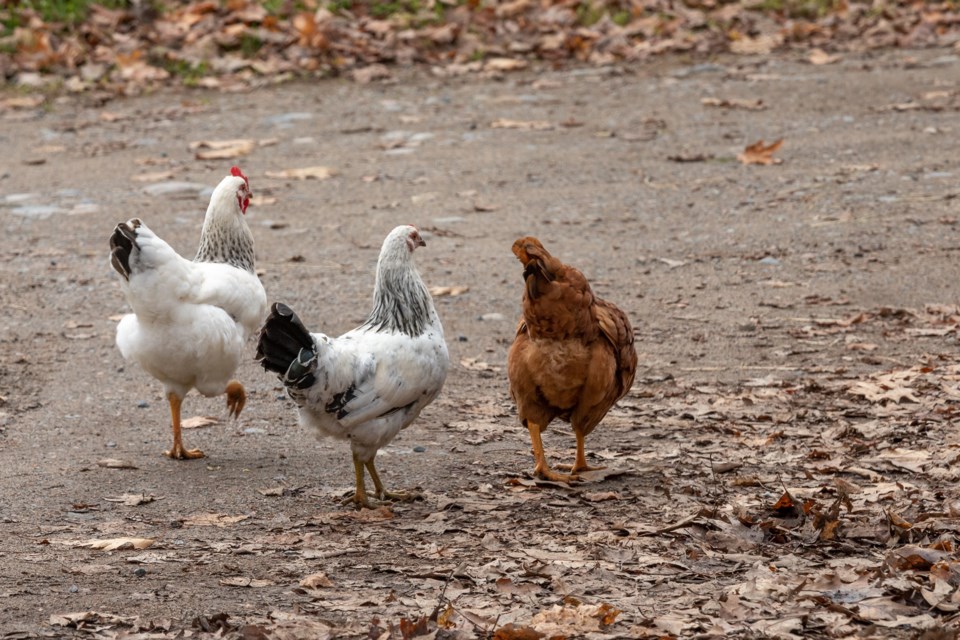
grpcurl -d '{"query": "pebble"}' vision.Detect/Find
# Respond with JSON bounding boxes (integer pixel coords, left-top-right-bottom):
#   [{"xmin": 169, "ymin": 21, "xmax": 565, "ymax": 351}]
[
  {"xmin": 243, "ymin": 427, "xmax": 266, "ymax": 435},
  {"xmin": 106, "ymin": 441, "xmax": 117, "ymax": 448},
  {"xmin": 134, "ymin": 568, "xmax": 147, "ymax": 578},
  {"xmin": 758, "ymin": 256, "xmax": 781, "ymax": 266},
  {"xmin": 68, "ymin": 585, "xmax": 78, "ymax": 593},
  {"xmin": 137, "ymin": 400, "xmax": 150, "ymax": 409},
  {"xmin": 479, "ymin": 313, "xmax": 505, "ymax": 322},
  {"xmin": 263, "ymin": 112, "xmax": 313, "ymax": 127},
  {"xmin": 413, "ymin": 446, "xmax": 426, "ymax": 453}
]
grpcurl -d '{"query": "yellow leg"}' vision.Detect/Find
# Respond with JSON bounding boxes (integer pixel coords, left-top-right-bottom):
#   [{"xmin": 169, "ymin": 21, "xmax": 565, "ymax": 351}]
[
  {"xmin": 341, "ymin": 453, "xmax": 375, "ymax": 510},
  {"xmin": 558, "ymin": 428, "xmax": 606, "ymax": 474},
  {"xmin": 526, "ymin": 420, "xmax": 578, "ymax": 483},
  {"xmin": 365, "ymin": 459, "xmax": 417, "ymax": 502},
  {"xmin": 164, "ymin": 392, "xmax": 204, "ymax": 460},
  {"xmin": 225, "ymin": 380, "xmax": 246, "ymax": 420}
]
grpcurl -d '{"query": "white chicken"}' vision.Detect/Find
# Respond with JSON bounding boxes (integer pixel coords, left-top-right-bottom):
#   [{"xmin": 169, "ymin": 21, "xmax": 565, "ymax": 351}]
[
  {"xmin": 110, "ymin": 166, "xmax": 268, "ymax": 459},
  {"xmin": 256, "ymin": 225, "xmax": 449, "ymax": 509}
]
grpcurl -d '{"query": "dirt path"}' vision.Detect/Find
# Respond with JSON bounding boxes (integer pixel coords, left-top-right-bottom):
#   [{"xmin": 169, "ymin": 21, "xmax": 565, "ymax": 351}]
[{"xmin": 2, "ymin": 48, "xmax": 960, "ymax": 638}]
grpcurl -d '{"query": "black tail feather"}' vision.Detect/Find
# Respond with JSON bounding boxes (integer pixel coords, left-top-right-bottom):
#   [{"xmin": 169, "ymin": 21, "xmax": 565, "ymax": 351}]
[
  {"xmin": 256, "ymin": 303, "xmax": 317, "ymax": 389},
  {"xmin": 109, "ymin": 219, "xmax": 141, "ymax": 281}
]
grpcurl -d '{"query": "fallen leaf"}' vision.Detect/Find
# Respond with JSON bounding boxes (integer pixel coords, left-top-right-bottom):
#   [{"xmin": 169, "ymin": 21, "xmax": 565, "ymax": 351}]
[
  {"xmin": 181, "ymin": 415, "xmax": 220, "ymax": 429},
  {"xmin": 491, "ymin": 118, "xmax": 553, "ymax": 130},
  {"xmin": 219, "ymin": 576, "xmax": 275, "ymax": 588},
  {"xmin": 701, "ymin": 97, "xmax": 767, "ymax": 110},
  {"xmin": 189, "ymin": 138, "xmax": 256, "ymax": 160},
  {"xmin": 484, "ymin": 57, "xmax": 528, "ymax": 72},
  {"xmin": 429, "ymin": 285, "xmax": 470, "ymax": 297},
  {"xmin": 104, "ymin": 493, "xmax": 159, "ymax": 506},
  {"xmin": 97, "ymin": 458, "xmax": 137, "ymax": 469},
  {"xmin": 183, "ymin": 513, "xmax": 250, "ymax": 527},
  {"xmin": 61, "ymin": 537, "xmax": 156, "ymax": 551},
  {"xmin": 808, "ymin": 48, "xmax": 841, "ymax": 65},
  {"xmin": 264, "ymin": 166, "xmax": 338, "ymax": 180},
  {"xmin": 299, "ymin": 572, "xmax": 334, "ymax": 588},
  {"xmin": 738, "ymin": 139, "xmax": 784, "ymax": 166}
]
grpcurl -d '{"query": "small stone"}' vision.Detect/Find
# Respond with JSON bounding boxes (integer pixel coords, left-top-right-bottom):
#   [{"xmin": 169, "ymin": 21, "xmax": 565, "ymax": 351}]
[
  {"xmin": 457, "ymin": 335, "xmax": 468, "ymax": 342},
  {"xmin": 758, "ymin": 256, "xmax": 781, "ymax": 266},
  {"xmin": 106, "ymin": 441, "xmax": 117, "ymax": 448},
  {"xmin": 413, "ymin": 446, "xmax": 426, "ymax": 453},
  {"xmin": 136, "ymin": 400, "xmax": 150, "ymax": 409},
  {"xmin": 479, "ymin": 313, "xmax": 505, "ymax": 322},
  {"xmin": 134, "ymin": 568, "xmax": 147, "ymax": 578},
  {"xmin": 68, "ymin": 585, "xmax": 79, "ymax": 593}
]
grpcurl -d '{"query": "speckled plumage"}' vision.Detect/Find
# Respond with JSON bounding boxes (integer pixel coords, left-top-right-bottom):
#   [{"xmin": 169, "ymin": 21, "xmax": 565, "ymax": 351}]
[{"xmin": 256, "ymin": 225, "xmax": 449, "ymax": 507}]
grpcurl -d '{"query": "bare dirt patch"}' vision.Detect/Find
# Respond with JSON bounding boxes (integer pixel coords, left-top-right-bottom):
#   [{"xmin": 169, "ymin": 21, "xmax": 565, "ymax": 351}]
[{"xmin": 2, "ymin": 49, "xmax": 960, "ymax": 637}]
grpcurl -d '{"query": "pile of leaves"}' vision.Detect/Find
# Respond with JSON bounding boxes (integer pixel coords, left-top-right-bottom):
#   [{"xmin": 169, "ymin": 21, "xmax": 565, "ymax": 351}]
[{"xmin": 2, "ymin": 0, "xmax": 960, "ymax": 94}]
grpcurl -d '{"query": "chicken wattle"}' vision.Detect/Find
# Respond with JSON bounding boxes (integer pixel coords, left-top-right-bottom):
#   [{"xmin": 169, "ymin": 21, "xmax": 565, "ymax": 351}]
[{"xmin": 256, "ymin": 225, "xmax": 449, "ymax": 509}]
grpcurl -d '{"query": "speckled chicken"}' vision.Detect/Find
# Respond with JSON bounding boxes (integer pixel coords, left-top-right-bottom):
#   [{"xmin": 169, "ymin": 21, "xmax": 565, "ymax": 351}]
[
  {"xmin": 110, "ymin": 167, "xmax": 267, "ymax": 459},
  {"xmin": 507, "ymin": 236, "xmax": 638, "ymax": 482},
  {"xmin": 256, "ymin": 225, "xmax": 449, "ymax": 509}
]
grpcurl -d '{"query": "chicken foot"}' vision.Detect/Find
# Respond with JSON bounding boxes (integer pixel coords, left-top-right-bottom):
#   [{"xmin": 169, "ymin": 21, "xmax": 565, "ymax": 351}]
[
  {"xmin": 343, "ymin": 454, "xmax": 419, "ymax": 509},
  {"xmin": 365, "ymin": 459, "xmax": 419, "ymax": 503},
  {"xmin": 526, "ymin": 420, "xmax": 580, "ymax": 483},
  {"xmin": 225, "ymin": 380, "xmax": 246, "ymax": 419},
  {"xmin": 165, "ymin": 392, "xmax": 204, "ymax": 459},
  {"xmin": 556, "ymin": 428, "xmax": 607, "ymax": 474}
]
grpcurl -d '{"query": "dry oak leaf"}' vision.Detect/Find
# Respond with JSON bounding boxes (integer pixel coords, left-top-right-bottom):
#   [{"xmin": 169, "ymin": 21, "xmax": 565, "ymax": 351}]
[
  {"xmin": 183, "ymin": 512, "xmax": 250, "ymax": 527},
  {"xmin": 299, "ymin": 572, "xmax": 334, "ymax": 589},
  {"xmin": 189, "ymin": 138, "xmax": 255, "ymax": 160},
  {"xmin": 265, "ymin": 166, "xmax": 338, "ymax": 180},
  {"xmin": 66, "ymin": 537, "xmax": 155, "ymax": 551},
  {"xmin": 848, "ymin": 381, "xmax": 919, "ymax": 405},
  {"xmin": 182, "ymin": 415, "xmax": 219, "ymax": 429},
  {"xmin": 484, "ymin": 57, "xmax": 528, "ymax": 72},
  {"xmin": 701, "ymin": 97, "xmax": 767, "ymax": 111},
  {"xmin": 738, "ymin": 139, "xmax": 784, "ymax": 165},
  {"xmin": 491, "ymin": 118, "xmax": 554, "ymax": 131},
  {"xmin": 219, "ymin": 576, "xmax": 275, "ymax": 588},
  {"xmin": 808, "ymin": 48, "xmax": 841, "ymax": 65},
  {"xmin": 429, "ymin": 285, "xmax": 470, "ymax": 297}
]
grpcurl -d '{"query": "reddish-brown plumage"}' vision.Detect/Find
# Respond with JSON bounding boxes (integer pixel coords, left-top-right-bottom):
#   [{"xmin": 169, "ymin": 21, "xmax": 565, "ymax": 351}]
[{"xmin": 507, "ymin": 237, "xmax": 638, "ymax": 482}]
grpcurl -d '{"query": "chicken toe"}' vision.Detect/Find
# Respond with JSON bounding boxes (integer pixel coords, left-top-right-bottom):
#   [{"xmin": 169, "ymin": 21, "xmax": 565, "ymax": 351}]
[
  {"xmin": 526, "ymin": 420, "xmax": 580, "ymax": 483},
  {"xmin": 557, "ymin": 429, "xmax": 606, "ymax": 474},
  {"xmin": 165, "ymin": 392, "xmax": 205, "ymax": 460},
  {"xmin": 365, "ymin": 460, "xmax": 419, "ymax": 502},
  {"xmin": 225, "ymin": 380, "xmax": 246, "ymax": 420}
]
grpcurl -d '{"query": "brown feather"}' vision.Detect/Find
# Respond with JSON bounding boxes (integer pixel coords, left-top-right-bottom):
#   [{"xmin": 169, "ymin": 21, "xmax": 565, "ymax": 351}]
[{"xmin": 507, "ymin": 237, "xmax": 638, "ymax": 478}]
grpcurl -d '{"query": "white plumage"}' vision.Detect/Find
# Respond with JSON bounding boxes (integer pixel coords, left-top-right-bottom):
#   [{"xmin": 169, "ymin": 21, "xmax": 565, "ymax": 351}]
[
  {"xmin": 257, "ymin": 225, "xmax": 449, "ymax": 508},
  {"xmin": 111, "ymin": 168, "xmax": 267, "ymax": 459}
]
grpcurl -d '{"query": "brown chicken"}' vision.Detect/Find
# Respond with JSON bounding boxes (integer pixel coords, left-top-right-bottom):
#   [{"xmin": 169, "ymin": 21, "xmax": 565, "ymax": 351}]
[{"xmin": 507, "ymin": 237, "xmax": 638, "ymax": 482}]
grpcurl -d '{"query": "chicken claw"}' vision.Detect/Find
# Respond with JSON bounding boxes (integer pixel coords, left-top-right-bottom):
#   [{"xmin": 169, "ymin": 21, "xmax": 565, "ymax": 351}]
[
  {"xmin": 225, "ymin": 380, "xmax": 246, "ymax": 420},
  {"xmin": 165, "ymin": 392, "xmax": 205, "ymax": 460},
  {"xmin": 165, "ymin": 444, "xmax": 205, "ymax": 460}
]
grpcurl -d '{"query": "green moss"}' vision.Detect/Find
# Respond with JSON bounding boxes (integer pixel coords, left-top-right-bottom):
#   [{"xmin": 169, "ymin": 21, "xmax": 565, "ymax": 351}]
[
  {"xmin": 163, "ymin": 58, "xmax": 210, "ymax": 85},
  {"xmin": 240, "ymin": 33, "xmax": 262, "ymax": 57},
  {"xmin": 611, "ymin": 10, "xmax": 630, "ymax": 26},
  {"xmin": 12, "ymin": 0, "xmax": 131, "ymax": 25},
  {"xmin": 576, "ymin": 1, "xmax": 604, "ymax": 27}
]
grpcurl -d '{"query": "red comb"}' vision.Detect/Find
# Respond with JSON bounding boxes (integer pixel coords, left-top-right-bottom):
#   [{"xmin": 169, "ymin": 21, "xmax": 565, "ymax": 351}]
[{"xmin": 230, "ymin": 166, "xmax": 249, "ymax": 185}]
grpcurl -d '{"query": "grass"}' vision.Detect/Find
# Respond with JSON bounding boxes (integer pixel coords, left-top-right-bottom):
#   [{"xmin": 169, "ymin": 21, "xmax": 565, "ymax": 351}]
[
  {"xmin": 751, "ymin": 0, "xmax": 842, "ymax": 19},
  {"xmin": 10, "ymin": 0, "xmax": 131, "ymax": 24}
]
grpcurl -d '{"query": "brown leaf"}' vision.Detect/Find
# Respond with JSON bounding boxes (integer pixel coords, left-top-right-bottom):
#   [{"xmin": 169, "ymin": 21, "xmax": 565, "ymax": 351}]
[
  {"xmin": 738, "ymin": 139, "xmax": 784, "ymax": 166},
  {"xmin": 97, "ymin": 458, "xmax": 138, "ymax": 470},
  {"xmin": 60, "ymin": 537, "xmax": 155, "ymax": 551},
  {"xmin": 189, "ymin": 138, "xmax": 256, "ymax": 160},
  {"xmin": 183, "ymin": 513, "xmax": 250, "ymax": 527},
  {"xmin": 429, "ymin": 285, "xmax": 470, "ymax": 297},
  {"xmin": 181, "ymin": 415, "xmax": 220, "ymax": 429},
  {"xmin": 484, "ymin": 57, "xmax": 528, "ymax": 72},
  {"xmin": 264, "ymin": 166, "xmax": 338, "ymax": 180},
  {"xmin": 493, "ymin": 624, "xmax": 545, "ymax": 640},
  {"xmin": 299, "ymin": 572, "xmax": 334, "ymax": 589},
  {"xmin": 219, "ymin": 576, "xmax": 275, "ymax": 588},
  {"xmin": 491, "ymin": 118, "xmax": 553, "ymax": 131},
  {"xmin": 701, "ymin": 97, "xmax": 767, "ymax": 111},
  {"xmin": 808, "ymin": 48, "xmax": 841, "ymax": 65}
]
